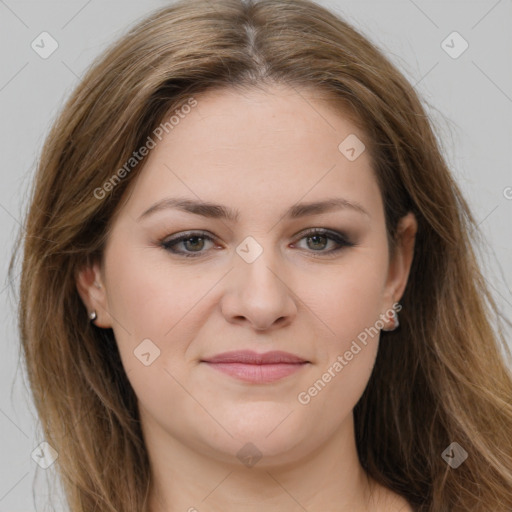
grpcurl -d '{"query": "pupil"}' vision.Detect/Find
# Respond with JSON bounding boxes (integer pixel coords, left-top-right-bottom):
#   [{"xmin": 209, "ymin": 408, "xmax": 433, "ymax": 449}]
[
  {"xmin": 308, "ymin": 234, "xmax": 327, "ymax": 250},
  {"xmin": 185, "ymin": 236, "xmax": 204, "ymax": 251}
]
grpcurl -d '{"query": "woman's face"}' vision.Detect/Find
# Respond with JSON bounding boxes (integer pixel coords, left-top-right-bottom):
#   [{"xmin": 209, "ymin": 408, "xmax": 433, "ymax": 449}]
[{"xmin": 78, "ymin": 84, "xmax": 416, "ymax": 467}]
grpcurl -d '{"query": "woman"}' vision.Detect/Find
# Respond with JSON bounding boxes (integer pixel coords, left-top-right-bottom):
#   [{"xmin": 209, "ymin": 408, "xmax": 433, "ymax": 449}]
[{"xmin": 13, "ymin": 0, "xmax": 512, "ymax": 510}]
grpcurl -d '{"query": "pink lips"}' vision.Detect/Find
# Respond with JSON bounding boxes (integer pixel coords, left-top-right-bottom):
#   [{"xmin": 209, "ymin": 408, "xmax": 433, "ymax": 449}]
[{"xmin": 201, "ymin": 350, "xmax": 309, "ymax": 383}]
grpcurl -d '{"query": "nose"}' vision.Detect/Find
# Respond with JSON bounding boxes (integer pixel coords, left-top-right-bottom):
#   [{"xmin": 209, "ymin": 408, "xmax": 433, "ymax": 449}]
[{"xmin": 220, "ymin": 246, "xmax": 298, "ymax": 332}]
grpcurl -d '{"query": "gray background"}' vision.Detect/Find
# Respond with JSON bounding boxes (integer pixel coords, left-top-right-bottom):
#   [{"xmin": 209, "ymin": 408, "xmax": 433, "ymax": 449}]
[{"xmin": 1, "ymin": 0, "xmax": 511, "ymax": 510}]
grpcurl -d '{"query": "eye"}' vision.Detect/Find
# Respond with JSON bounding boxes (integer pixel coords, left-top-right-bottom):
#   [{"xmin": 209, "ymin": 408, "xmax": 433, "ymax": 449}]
[
  {"xmin": 159, "ymin": 228, "xmax": 355, "ymax": 259},
  {"xmin": 291, "ymin": 228, "xmax": 355, "ymax": 257},
  {"xmin": 160, "ymin": 231, "xmax": 217, "ymax": 258}
]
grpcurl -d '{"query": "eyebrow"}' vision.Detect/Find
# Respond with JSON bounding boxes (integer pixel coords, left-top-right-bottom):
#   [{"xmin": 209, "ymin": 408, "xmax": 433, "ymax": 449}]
[{"xmin": 137, "ymin": 196, "xmax": 370, "ymax": 222}]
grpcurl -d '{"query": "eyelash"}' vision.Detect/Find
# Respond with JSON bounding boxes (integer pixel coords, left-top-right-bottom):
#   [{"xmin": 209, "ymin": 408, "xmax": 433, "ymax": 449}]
[{"xmin": 159, "ymin": 228, "xmax": 355, "ymax": 259}]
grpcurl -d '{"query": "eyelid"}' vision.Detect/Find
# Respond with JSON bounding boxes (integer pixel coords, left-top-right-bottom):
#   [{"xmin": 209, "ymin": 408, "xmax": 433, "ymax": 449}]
[
  {"xmin": 160, "ymin": 230, "xmax": 217, "ymax": 256},
  {"xmin": 295, "ymin": 227, "xmax": 353, "ymax": 244}
]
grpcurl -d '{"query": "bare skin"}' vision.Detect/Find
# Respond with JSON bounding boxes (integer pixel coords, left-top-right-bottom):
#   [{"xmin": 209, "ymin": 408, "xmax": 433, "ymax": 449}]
[{"xmin": 77, "ymin": 84, "xmax": 417, "ymax": 511}]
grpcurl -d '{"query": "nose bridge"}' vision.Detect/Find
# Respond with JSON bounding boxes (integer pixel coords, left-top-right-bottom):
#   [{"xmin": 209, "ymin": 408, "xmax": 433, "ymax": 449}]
[
  {"xmin": 235, "ymin": 233, "xmax": 285, "ymax": 295},
  {"xmin": 221, "ymin": 233, "xmax": 297, "ymax": 330}
]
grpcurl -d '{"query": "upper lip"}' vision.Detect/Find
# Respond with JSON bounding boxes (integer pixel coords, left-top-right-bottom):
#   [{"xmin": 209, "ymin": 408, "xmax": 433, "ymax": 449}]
[{"xmin": 201, "ymin": 350, "xmax": 308, "ymax": 364}]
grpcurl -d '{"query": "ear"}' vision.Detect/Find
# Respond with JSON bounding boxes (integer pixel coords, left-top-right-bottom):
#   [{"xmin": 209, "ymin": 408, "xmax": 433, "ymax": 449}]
[
  {"xmin": 75, "ymin": 260, "xmax": 113, "ymax": 328},
  {"xmin": 382, "ymin": 211, "xmax": 417, "ymax": 307}
]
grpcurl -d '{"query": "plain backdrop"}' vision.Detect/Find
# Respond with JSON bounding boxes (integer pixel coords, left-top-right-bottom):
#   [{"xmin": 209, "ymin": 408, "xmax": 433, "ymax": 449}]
[{"xmin": 1, "ymin": 1, "xmax": 511, "ymax": 510}]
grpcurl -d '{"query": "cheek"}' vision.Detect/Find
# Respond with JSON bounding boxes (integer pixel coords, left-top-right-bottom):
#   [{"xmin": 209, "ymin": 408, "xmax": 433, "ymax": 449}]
[
  {"xmin": 297, "ymin": 254, "xmax": 386, "ymax": 412},
  {"xmin": 103, "ymin": 243, "xmax": 196, "ymax": 369},
  {"xmin": 310, "ymin": 254, "xmax": 388, "ymax": 346}
]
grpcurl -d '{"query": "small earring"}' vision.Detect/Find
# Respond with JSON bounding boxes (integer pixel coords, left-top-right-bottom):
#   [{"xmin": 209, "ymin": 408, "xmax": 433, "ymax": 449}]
[
  {"xmin": 89, "ymin": 310, "xmax": 97, "ymax": 321},
  {"xmin": 392, "ymin": 310, "xmax": 400, "ymax": 330},
  {"xmin": 383, "ymin": 309, "xmax": 399, "ymax": 332}
]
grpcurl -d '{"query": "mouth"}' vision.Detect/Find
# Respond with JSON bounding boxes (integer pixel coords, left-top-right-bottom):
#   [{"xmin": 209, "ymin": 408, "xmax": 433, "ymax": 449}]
[{"xmin": 200, "ymin": 350, "xmax": 310, "ymax": 383}]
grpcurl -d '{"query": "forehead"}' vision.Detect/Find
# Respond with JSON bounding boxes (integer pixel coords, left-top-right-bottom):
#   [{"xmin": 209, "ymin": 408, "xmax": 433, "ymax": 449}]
[{"xmin": 119, "ymin": 84, "xmax": 382, "ymax": 222}]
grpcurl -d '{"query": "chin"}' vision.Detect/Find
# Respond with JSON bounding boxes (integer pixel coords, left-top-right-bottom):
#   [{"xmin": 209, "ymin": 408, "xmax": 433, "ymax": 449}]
[{"xmin": 199, "ymin": 418, "xmax": 311, "ymax": 468}]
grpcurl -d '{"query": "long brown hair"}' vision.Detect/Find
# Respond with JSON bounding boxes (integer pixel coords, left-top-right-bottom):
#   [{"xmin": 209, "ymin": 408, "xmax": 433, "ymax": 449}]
[{"xmin": 12, "ymin": 0, "xmax": 512, "ymax": 510}]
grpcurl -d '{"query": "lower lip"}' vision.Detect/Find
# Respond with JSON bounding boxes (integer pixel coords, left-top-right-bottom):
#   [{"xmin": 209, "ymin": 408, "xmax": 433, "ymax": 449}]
[{"xmin": 203, "ymin": 362, "xmax": 308, "ymax": 383}]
